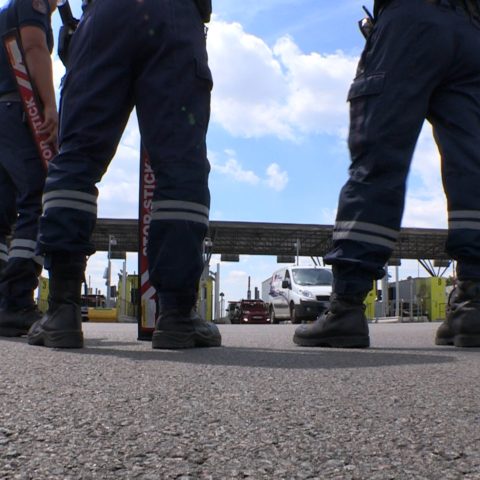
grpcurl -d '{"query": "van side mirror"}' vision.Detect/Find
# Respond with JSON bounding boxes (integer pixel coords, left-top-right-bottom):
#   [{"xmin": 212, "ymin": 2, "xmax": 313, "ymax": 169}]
[{"xmin": 282, "ymin": 279, "xmax": 291, "ymax": 289}]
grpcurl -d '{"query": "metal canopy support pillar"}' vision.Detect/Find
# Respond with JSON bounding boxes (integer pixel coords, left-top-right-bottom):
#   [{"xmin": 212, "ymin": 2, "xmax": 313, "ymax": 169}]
[
  {"xmin": 381, "ymin": 263, "xmax": 389, "ymax": 317},
  {"xmin": 395, "ymin": 265, "xmax": 400, "ymax": 317},
  {"xmin": 294, "ymin": 239, "xmax": 300, "ymax": 266},
  {"xmin": 199, "ymin": 265, "xmax": 208, "ymax": 321},
  {"xmin": 106, "ymin": 234, "xmax": 116, "ymax": 308},
  {"xmin": 214, "ymin": 263, "xmax": 220, "ymax": 321},
  {"xmin": 121, "ymin": 259, "xmax": 127, "ymax": 317}
]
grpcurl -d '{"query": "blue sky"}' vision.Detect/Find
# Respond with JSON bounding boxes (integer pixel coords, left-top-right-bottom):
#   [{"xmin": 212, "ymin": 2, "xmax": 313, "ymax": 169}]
[{"xmin": 4, "ymin": 1, "xmax": 452, "ymax": 304}]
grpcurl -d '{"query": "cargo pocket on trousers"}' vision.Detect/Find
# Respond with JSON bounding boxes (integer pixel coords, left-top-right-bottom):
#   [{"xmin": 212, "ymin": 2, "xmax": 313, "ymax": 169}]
[
  {"xmin": 347, "ymin": 72, "xmax": 385, "ymax": 102},
  {"xmin": 347, "ymin": 72, "xmax": 386, "ymax": 143}
]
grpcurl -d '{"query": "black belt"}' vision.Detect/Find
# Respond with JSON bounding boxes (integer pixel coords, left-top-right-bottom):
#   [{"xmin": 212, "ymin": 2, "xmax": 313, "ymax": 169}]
[{"xmin": 0, "ymin": 91, "xmax": 20, "ymax": 102}]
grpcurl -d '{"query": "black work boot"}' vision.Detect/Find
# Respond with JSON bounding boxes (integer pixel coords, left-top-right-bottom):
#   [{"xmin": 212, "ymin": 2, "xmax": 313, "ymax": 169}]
[
  {"xmin": 293, "ymin": 294, "xmax": 370, "ymax": 348},
  {"xmin": 0, "ymin": 257, "xmax": 42, "ymax": 336},
  {"xmin": 0, "ymin": 305, "xmax": 42, "ymax": 337},
  {"xmin": 152, "ymin": 308, "xmax": 222, "ymax": 349},
  {"xmin": 435, "ymin": 281, "xmax": 480, "ymax": 348},
  {"xmin": 28, "ymin": 255, "xmax": 85, "ymax": 349}
]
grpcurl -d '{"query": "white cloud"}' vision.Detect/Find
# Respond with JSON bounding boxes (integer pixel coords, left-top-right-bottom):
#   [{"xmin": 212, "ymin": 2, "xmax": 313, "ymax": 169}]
[
  {"xmin": 216, "ymin": 0, "xmax": 301, "ymax": 18},
  {"xmin": 120, "ymin": 113, "xmax": 142, "ymax": 149},
  {"xmin": 211, "ymin": 150, "xmax": 260, "ymax": 185},
  {"xmin": 265, "ymin": 163, "xmax": 288, "ymax": 191},
  {"xmin": 211, "ymin": 150, "xmax": 289, "ymax": 191},
  {"xmin": 93, "ymin": 116, "xmax": 141, "ymax": 218},
  {"xmin": 208, "ymin": 19, "xmax": 358, "ymax": 140},
  {"xmin": 274, "ymin": 37, "xmax": 356, "ymax": 135},
  {"xmin": 320, "ymin": 207, "xmax": 337, "ymax": 224},
  {"xmin": 404, "ymin": 124, "xmax": 447, "ymax": 228},
  {"xmin": 410, "ymin": 124, "xmax": 442, "ymax": 191},
  {"xmin": 403, "ymin": 194, "xmax": 447, "ymax": 229},
  {"xmin": 228, "ymin": 270, "xmax": 249, "ymax": 280}
]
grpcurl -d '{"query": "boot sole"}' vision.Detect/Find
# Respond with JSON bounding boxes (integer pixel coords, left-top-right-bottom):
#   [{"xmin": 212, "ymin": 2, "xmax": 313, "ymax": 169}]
[
  {"xmin": 28, "ymin": 330, "xmax": 84, "ymax": 349},
  {"xmin": 0, "ymin": 327, "xmax": 28, "ymax": 337},
  {"xmin": 293, "ymin": 334, "xmax": 370, "ymax": 348},
  {"xmin": 435, "ymin": 335, "xmax": 480, "ymax": 348},
  {"xmin": 152, "ymin": 330, "xmax": 221, "ymax": 349},
  {"xmin": 454, "ymin": 335, "xmax": 480, "ymax": 348}
]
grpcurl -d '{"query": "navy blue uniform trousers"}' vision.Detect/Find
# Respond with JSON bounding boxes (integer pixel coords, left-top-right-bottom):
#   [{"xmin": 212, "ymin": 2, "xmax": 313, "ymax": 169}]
[
  {"xmin": 38, "ymin": 0, "xmax": 212, "ymax": 309},
  {"xmin": 0, "ymin": 101, "xmax": 44, "ymax": 310},
  {"xmin": 325, "ymin": 0, "xmax": 480, "ymax": 295}
]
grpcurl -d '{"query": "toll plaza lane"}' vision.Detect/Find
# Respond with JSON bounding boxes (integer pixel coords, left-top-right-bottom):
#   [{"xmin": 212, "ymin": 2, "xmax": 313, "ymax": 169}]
[{"xmin": 1, "ymin": 322, "xmax": 479, "ymax": 479}]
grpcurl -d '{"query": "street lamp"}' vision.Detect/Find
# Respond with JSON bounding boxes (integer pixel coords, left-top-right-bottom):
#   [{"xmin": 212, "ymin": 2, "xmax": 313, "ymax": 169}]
[
  {"xmin": 106, "ymin": 234, "xmax": 117, "ymax": 308},
  {"xmin": 199, "ymin": 238, "xmax": 213, "ymax": 320},
  {"xmin": 219, "ymin": 292, "xmax": 225, "ymax": 319}
]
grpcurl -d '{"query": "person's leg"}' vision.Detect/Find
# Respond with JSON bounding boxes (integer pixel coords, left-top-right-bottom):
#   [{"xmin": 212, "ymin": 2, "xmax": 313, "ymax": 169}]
[
  {"xmin": 0, "ymin": 163, "xmax": 15, "ymax": 276},
  {"xmin": 134, "ymin": 0, "xmax": 220, "ymax": 348},
  {"xmin": 429, "ymin": 10, "xmax": 480, "ymax": 347},
  {"xmin": 29, "ymin": 0, "xmax": 135, "ymax": 348},
  {"xmin": 27, "ymin": 254, "xmax": 86, "ymax": 348},
  {"xmin": 0, "ymin": 103, "xmax": 43, "ymax": 336},
  {"xmin": 294, "ymin": 0, "xmax": 454, "ymax": 347},
  {"xmin": 0, "ymin": 153, "xmax": 45, "ymax": 307}
]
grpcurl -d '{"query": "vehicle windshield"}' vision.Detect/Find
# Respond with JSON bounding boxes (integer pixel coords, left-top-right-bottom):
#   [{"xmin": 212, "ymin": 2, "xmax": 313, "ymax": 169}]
[
  {"xmin": 292, "ymin": 268, "xmax": 332, "ymax": 286},
  {"xmin": 241, "ymin": 301, "xmax": 266, "ymax": 311}
]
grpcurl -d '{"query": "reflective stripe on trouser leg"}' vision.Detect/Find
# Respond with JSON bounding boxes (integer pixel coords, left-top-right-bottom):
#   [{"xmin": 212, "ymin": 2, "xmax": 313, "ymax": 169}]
[
  {"xmin": 38, "ymin": 189, "xmax": 99, "ymax": 255},
  {"xmin": 151, "ymin": 200, "xmax": 209, "ymax": 226},
  {"xmin": 332, "ymin": 221, "xmax": 398, "ymax": 251},
  {"xmin": 9, "ymin": 238, "xmax": 43, "ymax": 266},
  {"xmin": 0, "ymin": 242, "xmax": 7, "ymax": 263},
  {"xmin": 42, "ymin": 190, "xmax": 97, "ymax": 216},
  {"xmin": 326, "ymin": 219, "xmax": 400, "ymax": 295},
  {"xmin": 148, "ymin": 201, "xmax": 209, "ymax": 309},
  {"xmin": 447, "ymin": 211, "xmax": 480, "ymax": 279},
  {"xmin": 0, "ymin": 237, "xmax": 43, "ymax": 310}
]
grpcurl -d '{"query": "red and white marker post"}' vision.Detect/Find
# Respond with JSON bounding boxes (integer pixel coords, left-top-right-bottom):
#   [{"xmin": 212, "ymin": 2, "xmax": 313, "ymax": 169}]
[{"xmin": 3, "ymin": 29, "xmax": 57, "ymax": 169}]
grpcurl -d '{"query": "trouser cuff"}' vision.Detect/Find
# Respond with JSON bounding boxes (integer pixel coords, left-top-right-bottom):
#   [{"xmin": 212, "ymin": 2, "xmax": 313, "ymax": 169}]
[{"xmin": 157, "ymin": 292, "xmax": 197, "ymax": 313}]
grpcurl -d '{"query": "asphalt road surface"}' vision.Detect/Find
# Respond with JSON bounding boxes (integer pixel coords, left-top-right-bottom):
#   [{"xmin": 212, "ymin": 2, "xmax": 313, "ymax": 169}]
[{"xmin": 1, "ymin": 322, "xmax": 479, "ymax": 480}]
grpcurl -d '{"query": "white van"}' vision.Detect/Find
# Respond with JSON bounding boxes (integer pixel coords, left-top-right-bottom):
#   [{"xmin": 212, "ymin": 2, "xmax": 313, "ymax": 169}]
[{"xmin": 263, "ymin": 265, "xmax": 332, "ymax": 324}]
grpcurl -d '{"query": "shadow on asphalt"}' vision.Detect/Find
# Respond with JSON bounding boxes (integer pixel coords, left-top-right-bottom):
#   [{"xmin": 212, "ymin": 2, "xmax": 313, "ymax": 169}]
[
  {"xmin": 2, "ymin": 336, "xmax": 475, "ymax": 369},
  {"xmin": 68, "ymin": 338, "xmax": 458, "ymax": 370}
]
